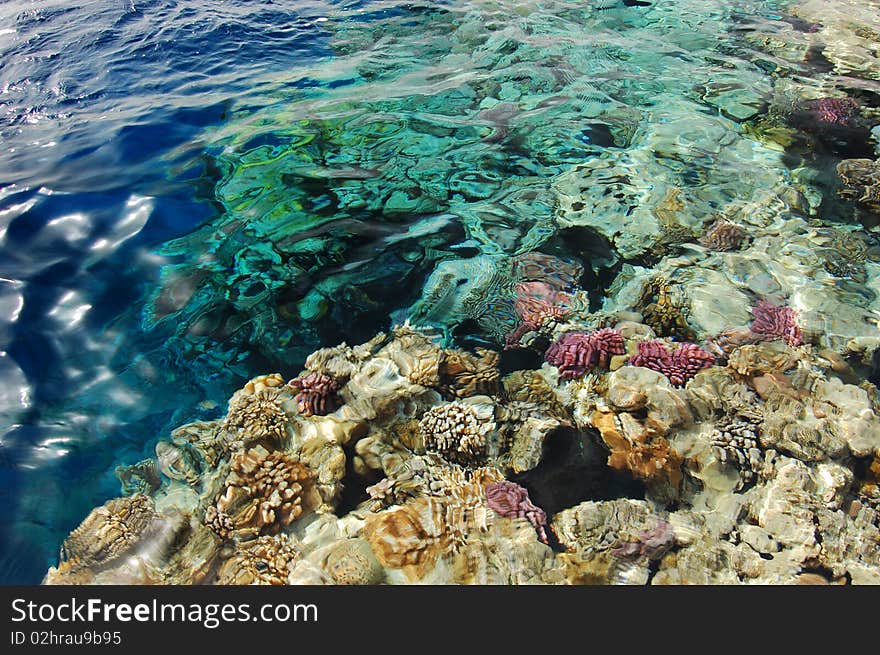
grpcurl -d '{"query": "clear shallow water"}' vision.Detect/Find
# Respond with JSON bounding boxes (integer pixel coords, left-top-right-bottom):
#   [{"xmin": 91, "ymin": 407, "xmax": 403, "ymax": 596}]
[{"xmin": 0, "ymin": 0, "xmax": 877, "ymax": 583}]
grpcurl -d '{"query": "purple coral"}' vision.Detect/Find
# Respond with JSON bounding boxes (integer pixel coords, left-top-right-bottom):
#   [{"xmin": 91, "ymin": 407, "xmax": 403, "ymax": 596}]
[
  {"xmin": 545, "ymin": 328, "xmax": 625, "ymax": 380},
  {"xmin": 749, "ymin": 300, "xmax": 803, "ymax": 346},
  {"xmin": 485, "ymin": 480, "xmax": 548, "ymax": 544},
  {"xmin": 611, "ymin": 520, "xmax": 675, "ymax": 560},
  {"xmin": 805, "ymin": 97, "xmax": 859, "ymax": 126},
  {"xmin": 629, "ymin": 340, "xmax": 715, "ymax": 387},
  {"xmin": 287, "ymin": 372, "xmax": 340, "ymax": 417}
]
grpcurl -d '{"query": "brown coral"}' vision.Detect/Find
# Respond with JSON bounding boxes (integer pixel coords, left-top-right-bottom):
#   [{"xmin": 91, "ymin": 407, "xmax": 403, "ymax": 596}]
[
  {"xmin": 439, "ymin": 348, "xmax": 500, "ymax": 398},
  {"xmin": 216, "ymin": 534, "xmax": 301, "ymax": 585},
  {"xmin": 639, "ymin": 277, "xmax": 694, "ymax": 340},
  {"xmin": 323, "ymin": 538, "xmax": 385, "ymax": 585},
  {"xmin": 222, "ymin": 382, "xmax": 289, "ymax": 451},
  {"xmin": 364, "ymin": 497, "xmax": 446, "ymax": 580},
  {"xmin": 837, "ymin": 158, "xmax": 880, "ymax": 215},
  {"xmin": 57, "ymin": 494, "xmax": 160, "ymax": 575},
  {"xmin": 212, "ymin": 445, "xmax": 318, "ymax": 540}
]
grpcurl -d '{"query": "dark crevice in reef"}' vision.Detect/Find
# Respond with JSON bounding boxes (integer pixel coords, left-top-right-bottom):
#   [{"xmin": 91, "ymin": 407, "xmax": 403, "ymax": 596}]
[
  {"xmin": 513, "ymin": 426, "xmax": 645, "ymax": 525},
  {"xmin": 544, "ymin": 226, "xmax": 622, "ymax": 312},
  {"xmin": 499, "ymin": 346, "xmax": 546, "ymax": 376},
  {"xmin": 335, "ymin": 446, "xmax": 383, "ymax": 518}
]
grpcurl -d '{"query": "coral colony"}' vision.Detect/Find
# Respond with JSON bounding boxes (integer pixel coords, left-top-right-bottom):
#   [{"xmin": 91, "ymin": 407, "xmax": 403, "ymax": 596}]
[{"xmin": 43, "ymin": 0, "xmax": 880, "ymax": 586}]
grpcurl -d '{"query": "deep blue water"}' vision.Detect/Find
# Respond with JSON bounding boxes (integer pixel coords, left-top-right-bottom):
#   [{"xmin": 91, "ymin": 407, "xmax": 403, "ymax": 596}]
[{"xmin": 0, "ymin": 0, "xmax": 362, "ymax": 583}]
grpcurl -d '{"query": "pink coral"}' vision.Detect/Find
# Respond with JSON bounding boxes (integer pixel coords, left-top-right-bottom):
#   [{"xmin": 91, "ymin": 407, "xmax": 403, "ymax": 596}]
[
  {"xmin": 629, "ymin": 340, "xmax": 715, "ymax": 387},
  {"xmin": 545, "ymin": 329, "xmax": 625, "ymax": 380},
  {"xmin": 485, "ymin": 480, "xmax": 548, "ymax": 544},
  {"xmin": 514, "ymin": 281, "xmax": 573, "ymax": 314},
  {"xmin": 287, "ymin": 372, "xmax": 341, "ymax": 417},
  {"xmin": 806, "ymin": 97, "xmax": 859, "ymax": 126},
  {"xmin": 505, "ymin": 281, "xmax": 571, "ymax": 350},
  {"xmin": 749, "ymin": 300, "xmax": 803, "ymax": 346}
]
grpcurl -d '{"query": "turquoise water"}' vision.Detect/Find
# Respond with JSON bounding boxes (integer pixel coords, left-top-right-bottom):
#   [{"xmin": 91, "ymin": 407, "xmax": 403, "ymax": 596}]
[{"xmin": 1, "ymin": 0, "xmax": 878, "ymax": 583}]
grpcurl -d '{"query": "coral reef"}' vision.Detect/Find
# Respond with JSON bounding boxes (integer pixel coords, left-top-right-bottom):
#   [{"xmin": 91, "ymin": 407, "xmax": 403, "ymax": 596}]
[
  {"xmin": 837, "ymin": 158, "xmax": 880, "ymax": 216},
  {"xmin": 804, "ymin": 97, "xmax": 860, "ymax": 127},
  {"xmin": 47, "ymin": 316, "xmax": 880, "ymax": 585},
  {"xmin": 41, "ymin": 0, "xmax": 880, "ymax": 586}
]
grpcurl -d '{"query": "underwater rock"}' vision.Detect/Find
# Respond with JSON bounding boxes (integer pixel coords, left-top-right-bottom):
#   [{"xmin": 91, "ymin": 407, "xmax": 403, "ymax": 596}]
[
  {"xmin": 116, "ymin": 458, "xmax": 161, "ymax": 496},
  {"xmin": 485, "ymin": 480, "xmax": 548, "ymax": 543}
]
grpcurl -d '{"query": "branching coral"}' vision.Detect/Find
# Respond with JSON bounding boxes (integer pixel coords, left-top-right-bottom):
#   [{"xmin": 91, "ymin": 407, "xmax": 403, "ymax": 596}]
[
  {"xmin": 629, "ymin": 340, "xmax": 715, "ymax": 387},
  {"xmin": 418, "ymin": 399, "xmax": 496, "ymax": 466},
  {"xmin": 709, "ymin": 416, "xmax": 764, "ymax": 489},
  {"xmin": 485, "ymin": 480, "xmax": 548, "ymax": 543},
  {"xmin": 287, "ymin": 372, "xmax": 341, "ymax": 417},
  {"xmin": 211, "ymin": 445, "xmax": 318, "ymax": 540},
  {"xmin": 545, "ymin": 329, "xmax": 625, "ymax": 380},
  {"xmin": 749, "ymin": 300, "xmax": 803, "ymax": 346}
]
